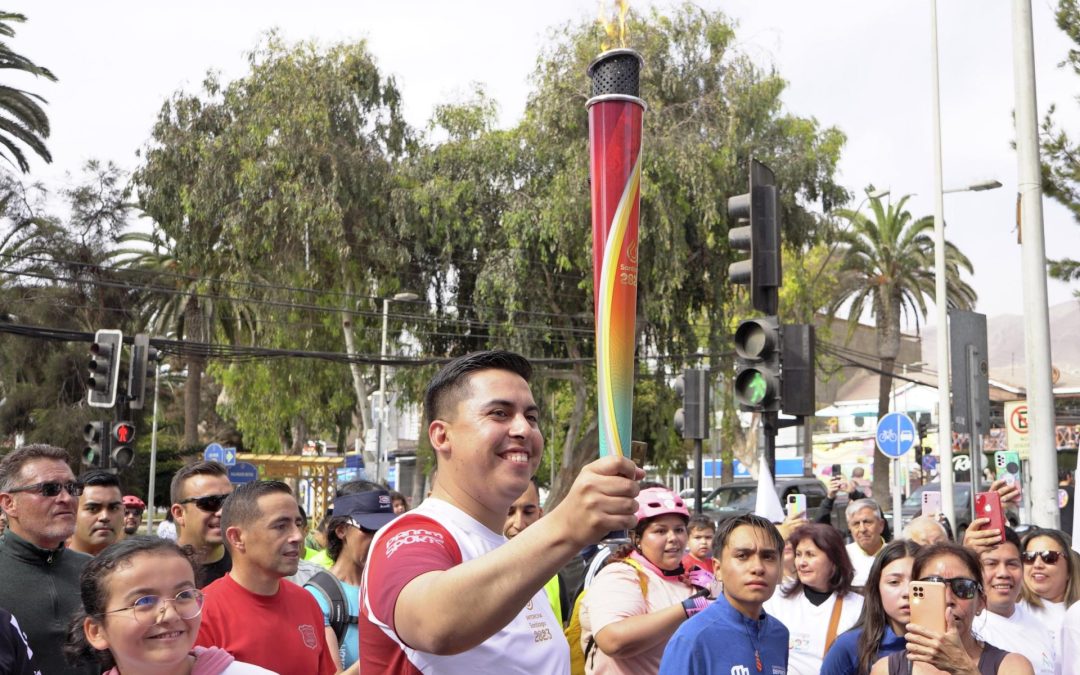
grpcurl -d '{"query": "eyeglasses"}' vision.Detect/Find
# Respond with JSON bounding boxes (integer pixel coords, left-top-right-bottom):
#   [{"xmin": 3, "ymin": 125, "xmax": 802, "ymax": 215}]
[
  {"xmin": 920, "ymin": 575, "xmax": 982, "ymax": 600},
  {"xmin": 178, "ymin": 493, "xmax": 229, "ymax": 513},
  {"xmin": 6, "ymin": 481, "xmax": 83, "ymax": 498},
  {"xmin": 1021, "ymin": 550, "xmax": 1064, "ymax": 565},
  {"xmin": 101, "ymin": 588, "xmax": 204, "ymax": 624}
]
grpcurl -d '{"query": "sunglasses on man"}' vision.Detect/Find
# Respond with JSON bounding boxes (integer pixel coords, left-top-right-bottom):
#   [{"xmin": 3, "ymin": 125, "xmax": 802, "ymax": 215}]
[
  {"xmin": 919, "ymin": 575, "xmax": 982, "ymax": 600},
  {"xmin": 178, "ymin": 493, "xmax": 230, "ymax": 513},
  {"xmin": 6, "ymin": 481, "xmax": 84, "ymax": 498},
  {"xmin": 1021, "ymin": 550, "xmax": 1064, "ymax": 565}
]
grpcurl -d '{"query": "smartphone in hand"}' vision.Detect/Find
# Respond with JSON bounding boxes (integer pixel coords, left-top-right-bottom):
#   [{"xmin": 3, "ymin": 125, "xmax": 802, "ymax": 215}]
[
  {"xmin": 921, "ymin": 491, "xmax": 942, "ymax": 517},
  {"xmin": 786, "ymin": 494, "xmax": 807, "ymax": 520},
  {"xmin": 974, "ymin": 491, "xmax": 1006, "ymax": 543},
  {"xmin": 994, "ymin": 451, "xmax": 1022, "ymax": 488},
  {"xmin": 909, "ymin": 580, "xmax": 947, "ymax": 633}
]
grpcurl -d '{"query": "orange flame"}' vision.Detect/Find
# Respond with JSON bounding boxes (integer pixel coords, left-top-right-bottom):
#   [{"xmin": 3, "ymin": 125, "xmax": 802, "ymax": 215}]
[{"xmin": 598, "ymin": 0, "xmax": 630, "ymax": 51}]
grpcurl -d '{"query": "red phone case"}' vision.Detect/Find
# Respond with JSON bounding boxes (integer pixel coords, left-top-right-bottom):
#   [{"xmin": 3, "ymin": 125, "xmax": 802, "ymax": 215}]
[{"xmin": 975, "ymin": 492, "xmax": 1005, "ymax": 542}]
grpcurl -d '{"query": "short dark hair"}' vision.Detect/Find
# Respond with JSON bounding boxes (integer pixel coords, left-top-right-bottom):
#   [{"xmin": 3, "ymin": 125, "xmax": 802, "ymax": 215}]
[
  {"xmin": 65, "ymin": 536, "xmax": 196, "ymax": 669},
  {"xmin": 687, "ymin": 514, "xmax": 716, "ymax": 534},
  {"xmin": 78, "ymin": 469, "xmax": 121, "ymax": 490},
  {"xmin": 219, "ymin": 480, "xmax": 293, "ymax": 546},
  {"xmin": 783, "ymin": 523, "xmax": 856, "ymax": 598},
  {"xmin": 389, "ymin": 490, "xmax": 408, "ymax": 505},
  {"xmin": 423, "ymin": 350, "xmax": 533, "ymax": 426},
  {"xmin": 0, "ymin": 444, "xmax": 71, "ymax": 492},
  {"xmin": 712, "ymin": 513, "xmax": 784, "ymax": 559},
  {"xmin": 169, "ymin": 461, "xmax": 228, "ymax": 505},
  {"xmin": 327, "ymin": 480, "xmax": 384, "ymax": 562},
  {"xmin": 912, "ymin": 541, "xmax": 984, "ymax": 593},
  {"xmin": 1001, "ymin": 526, "xmax": 1022, "ymax": 552}
]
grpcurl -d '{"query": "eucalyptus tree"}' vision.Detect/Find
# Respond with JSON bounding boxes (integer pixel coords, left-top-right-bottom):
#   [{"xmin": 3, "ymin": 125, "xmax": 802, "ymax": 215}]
[
  {"xmin": 0, "ymin": 11, "xmax": 56, "ymax": 173},
  {"xmin": 829, "ymin": 194, "xmax": 976, "ymax": 498}
]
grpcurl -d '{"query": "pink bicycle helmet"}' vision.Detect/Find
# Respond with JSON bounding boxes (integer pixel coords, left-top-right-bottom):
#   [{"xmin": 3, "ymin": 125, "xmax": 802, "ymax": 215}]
[{"xmin": 634, "ymin": 487, "xmax": 690, "ymax": 522}]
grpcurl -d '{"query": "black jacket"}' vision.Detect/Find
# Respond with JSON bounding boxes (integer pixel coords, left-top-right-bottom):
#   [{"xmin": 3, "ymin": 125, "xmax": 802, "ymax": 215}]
[{"xmin": 0, "ymin": 530, "xmax": 94, "ymax": 674}]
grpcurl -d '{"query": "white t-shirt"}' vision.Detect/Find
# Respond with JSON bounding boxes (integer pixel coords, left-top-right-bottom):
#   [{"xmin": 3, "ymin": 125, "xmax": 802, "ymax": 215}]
[
  {"xmin": 975, "ymin": 602, "xmax": 1056, "ymax": 675},
  {"xmin": 359, "ymin": 498, "xmax": 569, "ymax": 674},
  {"xmin": 845, "ymin": 541, "xmax": 879, "ymax": 587},
  {"xmin": 764, "ymin": 587, "xmax": 863, "ymax": 675},
  {"xmin": 1061, "ymin": 601, "xmax": 1080, "ymax": 675},
  {"xmin": 1022, "ymin": 598, "xmax": 1068, "ymax": 661}
]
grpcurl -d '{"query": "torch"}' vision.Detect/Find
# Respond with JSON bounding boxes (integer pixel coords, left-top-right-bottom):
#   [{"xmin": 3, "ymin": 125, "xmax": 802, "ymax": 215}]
[{"xmin": 587, "ymin": 48, "xmax": 645, "ymax": 459}]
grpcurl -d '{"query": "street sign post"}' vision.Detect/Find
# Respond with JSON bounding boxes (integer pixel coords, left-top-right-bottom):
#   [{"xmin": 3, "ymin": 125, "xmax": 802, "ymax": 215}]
[
  {"xmin": 227, "ymin": 462, "xmax": 258, "ymax": 484},
  {"xmin": 876, "ymin": 412, "xmax": 918, "ymax": 538},
  {"xmin": 203, "ymin": 443, "xmax": 224, "ymax": 464},
  {"xmin": 222, "ymin": 447, "xmax": 237, "ymax": 467}
]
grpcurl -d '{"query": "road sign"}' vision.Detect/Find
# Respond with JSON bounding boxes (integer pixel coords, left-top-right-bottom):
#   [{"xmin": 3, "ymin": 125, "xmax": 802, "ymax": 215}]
[
  {"xmin": 203, "ymin": 442, "xmax": 224, "ymax": 464},
  {"xmin": 227, "ymin": 462, "xmax": 258, "ymax": 484},
  {"xmin": 876, "ymin": 412, "xmax": 918, "ymax": 458},
  {"xmin": 1005, "ymin": 401, "xmax": 1030, "ymax": 460},
  {"xmin": 222, "ymin": 446, "xmax": 237, "ymax": 467}
]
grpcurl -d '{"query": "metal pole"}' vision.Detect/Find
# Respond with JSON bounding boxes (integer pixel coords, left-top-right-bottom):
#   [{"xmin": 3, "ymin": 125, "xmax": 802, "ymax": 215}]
[
  {"xmin": 968, "ymin": 346, "xmax": 983, "ymax": 520},
  {"xmin": 893, "ymin": 457, "xmax": 903, "ymax": 538},
  {"xmin": 693, "ymin": 438, "xmax": 704, "ymax": 515},
  {"xmin": 1012, "ymin": 0, "xmax": 1060, "ymax": 529},
  {"xmin": 764, "ymin": 413, "xmax": 777, "ymax": 480},
  {"xmin": 930, "ymin": 0, "xmax": 956, "ymax": 532},
  {"xmin": 145, "ymin": 364, "xmax": 160, "ymax": 533},
  {"xmin": 376, "ymin": 298, "xmax": 389, "ymax": 485}
]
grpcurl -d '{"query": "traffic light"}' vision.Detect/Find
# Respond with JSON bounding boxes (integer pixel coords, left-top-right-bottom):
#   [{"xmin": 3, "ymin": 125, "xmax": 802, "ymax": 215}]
[
  {"xmin": 733, "ymin": 317, "xmax": 781, "ymax": 412},
  {"xmin": 111, "ymin": 421, "xmax": 136, "ymax": 469},
  {"xmin": 83, "ymin": 421, "xmax": 104, "ymax": 466},
  {"xmin": 673, "ymin": 368, "xmax": 709, "ymax": 440},
  {"xmin": 87, "ymin": 329, "xmax": 123, "ymax": 408},
  {"xmin": 127, "ymin": 334, "xmax": 162, "ymax": 410},
  {"xmin": 727, "ymin": 158, "xmax": 781, "ymax": 315},
  {"xmin": 780, "ymin": 323, "xmax": 816, "ymax": 417}
]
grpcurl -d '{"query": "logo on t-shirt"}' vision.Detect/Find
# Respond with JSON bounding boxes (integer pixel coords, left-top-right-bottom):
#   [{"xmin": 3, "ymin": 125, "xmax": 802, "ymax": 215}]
[
  {"xmin": 731, "ymin": 666, "xmax": 750, "ymax": 675},
  {"xmin": 298, "ymin": 624, "xmax": 318, "ymax": 649},
  {"xmin": 385, "ymin": 528, "xmax": 446, "ymax": 558}
]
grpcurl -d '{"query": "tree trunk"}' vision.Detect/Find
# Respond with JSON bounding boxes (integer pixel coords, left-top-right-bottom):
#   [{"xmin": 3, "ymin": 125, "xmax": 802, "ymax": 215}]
[
  {"xmin": 340, "ymin": 280, "xmax": 372, "ymax": 446},
  {"xmin": 873, "ymin": 355, "xmax": 896, "ymax": 501},
  {"xmin": 183, "ymin": 355, "xmax": 204, "ymax": 449}
]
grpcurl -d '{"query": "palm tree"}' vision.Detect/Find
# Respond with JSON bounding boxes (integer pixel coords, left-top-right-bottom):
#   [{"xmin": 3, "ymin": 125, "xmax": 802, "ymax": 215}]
[
  {"xmin": 829, "ymin": 194, "xmax": 976, "ymax": 498},
  {"xmin": 0, "ymin": 12, "xmax": 57, "ymax": 173},
  {"xmin": 113, "ymin": 230, "xmax": 257, "ymax": 450}
]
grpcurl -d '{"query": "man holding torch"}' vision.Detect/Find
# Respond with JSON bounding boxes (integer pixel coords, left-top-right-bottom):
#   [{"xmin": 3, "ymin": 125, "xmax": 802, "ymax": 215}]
[{"xmin": 359, "ymin": 350, "xmax": 643, "ymax": 673}]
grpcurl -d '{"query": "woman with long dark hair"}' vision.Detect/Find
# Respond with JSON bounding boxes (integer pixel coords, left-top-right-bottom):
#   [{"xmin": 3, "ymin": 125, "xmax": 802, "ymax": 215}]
[
  {"xmin": 872, "ymin": 541, "xmax": 1033, "ymax": 674},
  {"xmin": 764, "ymin": 523, "xmax": 864, "ymax": 674},
  {"xmin": 821, "ymin": 539, "xmax": 921, "ymax": 675}
]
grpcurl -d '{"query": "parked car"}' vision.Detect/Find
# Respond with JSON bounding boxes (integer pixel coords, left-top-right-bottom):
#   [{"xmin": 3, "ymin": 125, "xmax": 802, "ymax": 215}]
[
  {"xmin": 697, "ymin": 477, "xmax": 830, "ymax": 524},
  {"xmin": 901, "ymin": 482, "xmax": 1019, "ymax": 530}
]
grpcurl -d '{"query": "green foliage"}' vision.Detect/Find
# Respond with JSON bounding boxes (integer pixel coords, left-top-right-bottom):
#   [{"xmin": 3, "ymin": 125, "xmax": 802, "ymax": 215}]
[{"xmin": 0, "ymin": 11, "xmax": 56, "ymax": 173}]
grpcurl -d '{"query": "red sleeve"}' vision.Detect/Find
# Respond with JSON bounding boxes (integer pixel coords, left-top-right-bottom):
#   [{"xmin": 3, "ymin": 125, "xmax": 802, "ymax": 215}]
[
  {"xmin": 364, "ymin": 515, "xmax": 461, "ymax": 634},
  {"xmin": 193, "ymin": 577, "xmax": 223, "ymax": 649}
]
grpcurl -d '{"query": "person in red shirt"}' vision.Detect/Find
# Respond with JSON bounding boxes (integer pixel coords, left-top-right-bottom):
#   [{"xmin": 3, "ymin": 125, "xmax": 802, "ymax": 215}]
[{"xmin": 195, "ymin": 480, "xmax": 336, "ymax": 675}]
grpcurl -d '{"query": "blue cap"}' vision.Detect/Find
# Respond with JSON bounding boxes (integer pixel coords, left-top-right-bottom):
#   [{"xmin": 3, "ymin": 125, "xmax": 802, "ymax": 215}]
[{"xmin": 333, "ymin": 490, "xmax": 396, "ymax": 531}]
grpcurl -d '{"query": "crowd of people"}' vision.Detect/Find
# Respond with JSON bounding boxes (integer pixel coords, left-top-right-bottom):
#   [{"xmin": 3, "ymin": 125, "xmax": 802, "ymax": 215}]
[{"xmin": 1, "ymin": 349, "xmax": 1080, "ymax": 675}]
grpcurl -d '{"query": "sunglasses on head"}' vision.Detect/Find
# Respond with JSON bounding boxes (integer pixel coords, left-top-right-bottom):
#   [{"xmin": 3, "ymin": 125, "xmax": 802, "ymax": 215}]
[
  {"xmin": 920, "ymin": 575, "xmax": 981, "ymax": 600},
  {"xmin": 179, "ymin": 493, "xmax": 229, "ymax": 513},
  {"xmin": 1021, "ymin": 550, "xmax": 1064, "ymax": 565},
  {"xmin": 7, "ymin": 481, "xmax": 84, "ymax": 498}
]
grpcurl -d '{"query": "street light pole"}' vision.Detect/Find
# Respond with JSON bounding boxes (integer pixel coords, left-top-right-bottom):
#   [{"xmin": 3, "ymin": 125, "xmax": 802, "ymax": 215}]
[{"xmin": 375, "ymin": 291, "xmax": 418, "ymax": 486}]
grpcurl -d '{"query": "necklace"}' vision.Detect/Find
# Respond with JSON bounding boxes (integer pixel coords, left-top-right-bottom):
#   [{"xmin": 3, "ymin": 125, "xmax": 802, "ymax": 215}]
[{"xmin": 742, "ymin": 620, "xmax": 763, "ymax": 672}]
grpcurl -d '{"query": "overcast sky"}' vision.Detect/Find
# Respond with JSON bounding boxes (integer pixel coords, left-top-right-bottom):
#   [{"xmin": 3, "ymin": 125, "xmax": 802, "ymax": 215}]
[{"xmin": 9, "ymin": 0, "xmax": 1080, "ymax": 326}]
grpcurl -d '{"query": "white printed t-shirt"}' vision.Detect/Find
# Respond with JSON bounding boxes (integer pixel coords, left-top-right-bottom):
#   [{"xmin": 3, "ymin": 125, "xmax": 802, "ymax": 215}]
[
  {"xmin": 764, "ymin": 587, "xmax": 863, "ymax": 675},
  {"xmin": 845, "ymin": 541, "xmax": 879, "ymax": 587},
  {"xmin": 359, "ymin": 497, "xmax": 569, "ymax": 674},
  {"xmin": 975, "ymin": 602, "xmax": 1056, "ymax": 675}
]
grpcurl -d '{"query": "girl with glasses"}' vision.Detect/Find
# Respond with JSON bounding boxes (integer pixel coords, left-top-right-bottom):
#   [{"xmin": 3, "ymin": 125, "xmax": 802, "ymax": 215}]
[
  {"xmin": 874, "ymin": 541, "xmax": 1033, "ymax": 674},
  {"xmin": 821, "ymin": 539, "xmax": 922, "ymax": 675},
  {"xmin": 764, "ymin": 523, "xmax": 864, "ymax": 675},
  {"xmin": 1019, "ymin": 528, "xmax": 1080, "ymax": 661},
  {"xmin": 64, "ymin": 536, "xmax": 273, "ymax": 675}
]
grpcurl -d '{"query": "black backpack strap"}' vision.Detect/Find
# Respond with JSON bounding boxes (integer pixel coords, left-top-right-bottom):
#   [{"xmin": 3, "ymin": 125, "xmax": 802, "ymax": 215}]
[{"xmin": 305, "ymin": 570, "xmax": 351, "ymax": 643}]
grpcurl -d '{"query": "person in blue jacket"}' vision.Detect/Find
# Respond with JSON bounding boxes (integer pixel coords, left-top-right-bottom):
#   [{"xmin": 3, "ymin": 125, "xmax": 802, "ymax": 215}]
[
  {"xmin": 659, "ymin": 513, "xmax": 789, "ymax": 675},
  {"xmin": 821, "ymin": 539, "xmax": 920, "ymax": 675}
]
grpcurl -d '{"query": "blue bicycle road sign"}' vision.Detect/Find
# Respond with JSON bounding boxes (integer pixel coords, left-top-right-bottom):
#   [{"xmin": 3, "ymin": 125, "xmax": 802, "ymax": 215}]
[{"xmin": 875, "ymin": 412, "xmax": 918, "ymax": 458}]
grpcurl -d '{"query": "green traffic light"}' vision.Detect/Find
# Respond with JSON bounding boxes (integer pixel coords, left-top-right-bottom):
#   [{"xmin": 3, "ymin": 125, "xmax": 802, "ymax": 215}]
[{"xmin": 746, "ymin": 371, "xmax": 767, "ymax": 404}]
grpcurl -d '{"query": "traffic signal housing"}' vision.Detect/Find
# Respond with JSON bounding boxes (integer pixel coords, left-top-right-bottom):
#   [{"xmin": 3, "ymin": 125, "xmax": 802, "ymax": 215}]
[
  {"xmin": 127, "ymin": 334, "xmax": 162, "ymax": 410},
  {"xmin": 87, "ymin": 329, "xmax": 123, "ymax": 408},
  {"xmin": 111, "ymin": 421, "xmax": 136, "ymax": 469},
  {"xmin": 780, "ymin": 323, "xmax": 816, "ymax": 417},
  {"xmin": 733, "ymin": 317, "xmax": 781, "ymax": 412},
  {"xmin": 83, "ymin": 421, "xmax": 104, "ymax": 466},
  {"xmin": 727, "ymin": 159, "xmax": 781, "ymax": 315},
  {"xmin": 673, "ymin": 368, "xmax": 710, "ymax": 440}
]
